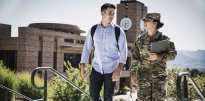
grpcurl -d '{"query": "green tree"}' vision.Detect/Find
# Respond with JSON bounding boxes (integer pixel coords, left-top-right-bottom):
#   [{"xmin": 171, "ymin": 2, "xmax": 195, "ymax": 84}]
[
  {"xmin": 167, "ymin": 64, "xmax": 190, "ymax": 100},
  {"xmin": 188, "ymin": 74, "xmax": 205, "ymax": 100},
  {"xmin": 167, "ymin": 64, "xmax": 205, "ymax": 100}
]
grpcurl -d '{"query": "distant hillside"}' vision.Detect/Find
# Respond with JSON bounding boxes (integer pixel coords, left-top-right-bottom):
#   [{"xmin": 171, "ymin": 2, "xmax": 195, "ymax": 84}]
[{"xmin": 167, "ymin": 50, "xmax": 205, "ymax": 71}]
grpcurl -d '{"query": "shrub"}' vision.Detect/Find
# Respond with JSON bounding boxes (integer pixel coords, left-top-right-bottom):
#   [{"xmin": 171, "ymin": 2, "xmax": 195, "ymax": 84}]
[
  {"xmin": 0, "ymin": 61, "xmax": 16, "ymax": 101},
  {"xmin": 16, "ymin": 72, "xmax": 44, "ymax": 101},
  {"xmin": 49, "ymin": 62, "xmax": 91, "ymax": 101}
]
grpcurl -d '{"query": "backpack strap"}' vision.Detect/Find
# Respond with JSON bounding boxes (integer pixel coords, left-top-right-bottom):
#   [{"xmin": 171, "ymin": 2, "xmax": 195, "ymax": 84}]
[
  {"xmin": 115, "ymin": 25, "xmax": 120, "ymax": 51},
  {"xmin": 91, "ymin": 24, "xmax": 98, "ymax": 47},
  {"xmin": 157, "ymin": 33, "xmax": 162, "ymax": 41},
  {"xmin": 91, "ymin": 24, "xmax": 121, "ymax": 51},
  {"xmin": 157, "ymin": 33, "xmax": 170, "ymax": 41}
]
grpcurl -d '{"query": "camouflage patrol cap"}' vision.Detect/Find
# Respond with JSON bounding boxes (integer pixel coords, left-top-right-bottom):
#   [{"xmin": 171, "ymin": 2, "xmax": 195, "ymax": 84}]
[{"xmin": 142, "ymin": 12, "xmax": 164, "ymax": 29}]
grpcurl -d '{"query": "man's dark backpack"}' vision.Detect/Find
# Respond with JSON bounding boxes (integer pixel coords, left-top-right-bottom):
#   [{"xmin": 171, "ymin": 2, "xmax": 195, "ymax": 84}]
[{"xmin": 91, "ymin": 24, "xmax": 121, "ymax": 51}]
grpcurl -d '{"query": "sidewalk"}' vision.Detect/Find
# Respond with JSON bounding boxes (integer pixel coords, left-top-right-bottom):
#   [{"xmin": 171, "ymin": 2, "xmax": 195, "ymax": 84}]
[{"xmin": 113, "ymin": 91, "xmax": 137, "ymax": 101}]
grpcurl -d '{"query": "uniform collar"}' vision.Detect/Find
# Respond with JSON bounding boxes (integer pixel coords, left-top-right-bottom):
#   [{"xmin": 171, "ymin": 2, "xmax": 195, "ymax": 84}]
[
  {"xmin": 144, "ymin": 30, "xmax": 161, "ymax": 40},
  {"xmin": 99, "ymin": 22, "xmax": 115, "ymax": 28}
]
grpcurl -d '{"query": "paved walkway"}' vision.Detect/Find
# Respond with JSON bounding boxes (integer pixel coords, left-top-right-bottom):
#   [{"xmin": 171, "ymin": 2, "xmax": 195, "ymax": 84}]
[{"xmin": 113, "ymin": 91, "xmax": 137, "ymax": 101}]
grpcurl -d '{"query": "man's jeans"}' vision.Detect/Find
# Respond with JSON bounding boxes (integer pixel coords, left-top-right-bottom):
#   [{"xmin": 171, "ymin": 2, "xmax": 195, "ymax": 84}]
[{"xmin": 89, "ymin": 68, "xmax": 116, "ymax": 101}]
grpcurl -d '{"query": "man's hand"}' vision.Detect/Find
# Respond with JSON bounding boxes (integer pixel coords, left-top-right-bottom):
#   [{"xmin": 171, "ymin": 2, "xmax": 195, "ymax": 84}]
[
  {"xmin": 80, "ymin": 63, "xmax": 87, "ymax": 79},
  {"xmin": 112, "ymin": 63, "xmax": 123, "ymax": 82},
  {"xmin": 148, "ymin": 53, "xmax": 158, "ymax": 60},
  {"xmin": 112, "ymin": 68, "xmax": 121, "ymax": 81},
  {"xmin": 131, "ymin": 75, "xmax": 137, "ymax": 86}
]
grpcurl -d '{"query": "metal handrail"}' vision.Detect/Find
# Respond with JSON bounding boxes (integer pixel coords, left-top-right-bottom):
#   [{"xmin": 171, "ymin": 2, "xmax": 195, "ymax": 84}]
[
  {"xmin": 176, "ymin": 72, "xmax": 205, "ymax": 101},
  {"xmin": 0, "ymin": 84, "xmax": 43, "ymax": 101},
  {"xmin": 31, "ymin": 67, "xmax": 90, "ymax": 101}
]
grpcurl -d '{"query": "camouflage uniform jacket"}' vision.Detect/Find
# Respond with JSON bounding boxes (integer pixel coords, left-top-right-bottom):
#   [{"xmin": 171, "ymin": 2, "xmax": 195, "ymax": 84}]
[{"xmin": 130, "ymin": 31, "xmax": 177, "ymax": 81}]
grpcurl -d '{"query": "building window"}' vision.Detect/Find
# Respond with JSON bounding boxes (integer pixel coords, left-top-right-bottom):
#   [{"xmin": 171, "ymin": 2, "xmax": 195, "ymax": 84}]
[
  {"xmin": 125, "ymin": 3, "xmax": 128, "ymax": 10},
  {"xmin": 64, "ymin": 39, "xmax": 74, "ymax": 43},
  {"xmin": 76, "ymin": 40, "xmax": 84, "ymax": 44},
  {"xmin": 53, "ymin": 52, "xmax": 57, "ymax": 70},
  {"xmin": 38, "ymin": 51, "xmax": 42, "ymax": 67},
  {"xmin": 0, "ymin": 50, "xmax": 17, "ymax": 70},
  {"xmin": 63, "ymin": 53, "xmax": 81, "ymax": 72}
]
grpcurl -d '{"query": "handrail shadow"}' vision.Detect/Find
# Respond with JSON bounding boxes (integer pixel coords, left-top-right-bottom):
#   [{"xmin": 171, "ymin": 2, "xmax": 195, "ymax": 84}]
[
  {"xmin": 31, "ymin": 67, "xmax": 90, "ymax": 101},
  {"xmin": 0, "ymin": 84, "xmax": 43, "ymax": 101}
]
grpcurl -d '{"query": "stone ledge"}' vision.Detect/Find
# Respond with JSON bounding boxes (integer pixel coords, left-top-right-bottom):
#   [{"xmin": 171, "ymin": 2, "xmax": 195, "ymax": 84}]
[{"xmin": 28, "ymin": 23, "xmax": 86, "ymax": 34}]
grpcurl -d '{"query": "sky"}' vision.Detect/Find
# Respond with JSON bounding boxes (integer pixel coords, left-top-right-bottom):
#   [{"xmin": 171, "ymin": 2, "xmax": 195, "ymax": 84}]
[{"xmin": 0, "ymin": 0, "xmax": 205, "ymax": 51}]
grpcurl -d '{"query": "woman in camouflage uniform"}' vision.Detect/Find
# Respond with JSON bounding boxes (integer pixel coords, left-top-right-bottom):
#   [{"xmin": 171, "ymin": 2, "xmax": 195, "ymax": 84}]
[{"xmin": 130, "ymin": 12, "xmax": 177, "ymax": 101}]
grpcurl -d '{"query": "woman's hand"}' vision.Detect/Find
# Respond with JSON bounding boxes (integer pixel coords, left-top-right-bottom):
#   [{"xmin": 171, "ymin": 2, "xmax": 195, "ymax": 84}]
[
  {"xmin": 131, "ymin": 75, "xmax": 138, "ymax": 86},
  {"xmin": 149, "ymin": 53, "xmax": 158, "ymax": 60}
]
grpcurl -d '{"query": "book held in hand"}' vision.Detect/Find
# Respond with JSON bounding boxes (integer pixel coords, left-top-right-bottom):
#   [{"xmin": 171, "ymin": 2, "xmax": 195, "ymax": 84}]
[{"xmin": 151, "ymin": 40, "xmax": 168, "ymax": 54}]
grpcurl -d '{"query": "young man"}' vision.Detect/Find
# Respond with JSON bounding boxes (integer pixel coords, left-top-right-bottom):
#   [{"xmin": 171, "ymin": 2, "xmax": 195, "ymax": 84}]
[
  {"xmin": 130, "ymin": 13, "xmax": 177, "ymax": 101},
  {"xmin": 80, "ymin": 3, "xmax": 127, "ymax": 101}
]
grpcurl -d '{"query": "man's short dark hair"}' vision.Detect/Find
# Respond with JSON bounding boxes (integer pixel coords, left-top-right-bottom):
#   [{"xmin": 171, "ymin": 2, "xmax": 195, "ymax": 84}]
[{"xmin": 101, "ymin": 3, "xmax": 116, "ymax": 12}]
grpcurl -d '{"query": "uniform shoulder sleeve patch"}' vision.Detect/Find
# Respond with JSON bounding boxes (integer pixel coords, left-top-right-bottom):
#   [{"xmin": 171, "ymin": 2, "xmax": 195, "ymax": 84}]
[
  {"xmin": 161, "ymin": 35, "xmax": 169, "ymax": 40},
  {"xmin": 170, "ymin": 42, "xmax": 175, "ymax": 49},
  {"xmin": 136, "ymin": 36, "xmax": 140, "ymax": 41}
]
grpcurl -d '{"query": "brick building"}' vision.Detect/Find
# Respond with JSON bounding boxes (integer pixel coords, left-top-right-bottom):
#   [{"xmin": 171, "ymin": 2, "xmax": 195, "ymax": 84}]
[
  {"xmin": 0, "ymin": 0, "xmax": 147, "ymax": 90},
  {"xmin": 0, "ymin": 23, "xmax": 86, "ymax": 78}
]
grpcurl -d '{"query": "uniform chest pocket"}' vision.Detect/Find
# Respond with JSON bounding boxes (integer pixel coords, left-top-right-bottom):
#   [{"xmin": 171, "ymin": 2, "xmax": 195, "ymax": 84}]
[
  {"xmin": 139, "ymin": 41, "xmax": 151, "ymax": 52},
  {"xmin": 137, "ymin": 43, "xmax": 149, "ymax": 59}
]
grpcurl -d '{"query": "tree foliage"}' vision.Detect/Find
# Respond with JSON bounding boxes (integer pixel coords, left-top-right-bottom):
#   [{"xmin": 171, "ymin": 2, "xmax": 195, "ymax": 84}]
[
  {"xmin": 0, "ymin": 61, "xmax": 16, "ymax": 101},
  {"xmin": 167, "ymin": 64, "xmax": 205, "ymax": 100}
]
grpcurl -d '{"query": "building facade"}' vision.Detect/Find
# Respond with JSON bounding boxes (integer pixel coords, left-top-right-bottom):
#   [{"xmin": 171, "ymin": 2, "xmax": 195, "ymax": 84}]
[
  {"xmin": 0, "ymin": 0, "xmax": 147, "ymax": 91},
  {"xmin": 0, "ymin": 23, "xmax": 86, "ymax": 78}
]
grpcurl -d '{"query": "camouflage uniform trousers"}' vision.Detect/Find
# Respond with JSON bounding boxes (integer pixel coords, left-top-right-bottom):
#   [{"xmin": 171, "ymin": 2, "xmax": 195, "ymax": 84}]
[{"xmin": 136, "ymin": 66, "xmax": 167, "ymax": 101}]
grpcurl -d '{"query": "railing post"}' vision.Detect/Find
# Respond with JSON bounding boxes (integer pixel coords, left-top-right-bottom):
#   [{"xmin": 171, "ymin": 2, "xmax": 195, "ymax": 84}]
[
  {"xmin": 5, "ymin": 90, "xmax": 8, "ymax": 101},
  {"xmin": 177, "ymin": 72, "xmax": 205, "ymax": 101},
  {"xmin": 177, "ymin": 74, "xmax": 182, "ymax": 100},
  {"xmin": 188, "ymin": 83, "xmax": 192, "ymax": 101},
  {"xmin": 44, "ymin": 70, "xmax": 47, "ymax": 101},
  {"xmin": 184, "ymin": 76, "xmax": 188, "ymax": 99}
]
